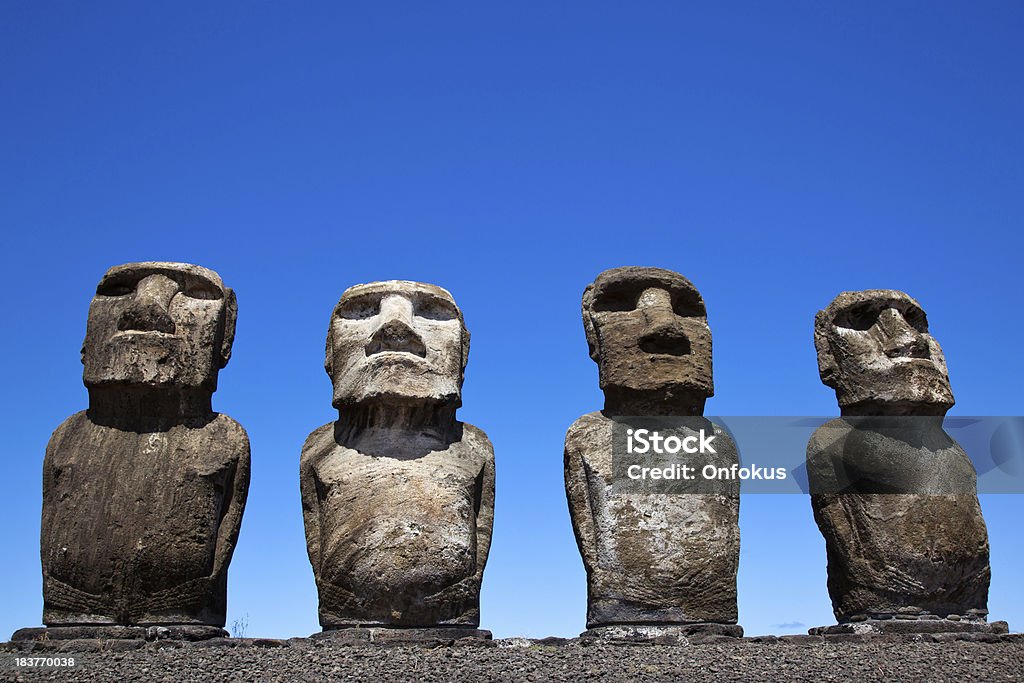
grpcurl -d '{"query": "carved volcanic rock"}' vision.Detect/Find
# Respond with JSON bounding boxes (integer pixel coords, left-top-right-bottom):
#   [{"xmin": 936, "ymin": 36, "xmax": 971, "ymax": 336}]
[
  {"xmin": 40, "ymin": 262, "xmax": 249, "ymax": 629},
  {"xmin": 301, "ymin": 281, "xmax": 494, "ymax": 630},
  {"xmin": 565, "ymin": 413, "xmax": 740, "ymax": 627},
  {"xmin": 565, "ymin": 267, "xmax": 740, "ymax": 633},
  {"xmin": 808, "ymin": 289, "xmax": 992, "ymax": 630},
  {"xmin": 581, "ymin": 266, "xmax": 713, "ymax": 400},
  {"xmin": 43, "ymin": 413, "xmax": 249, "ymax": 625},
  {"xmin": 813, "ymin": 289, "xmax": 955, "ymax": 415},
  {"xmin": 301, "ymin": 422, "xmax": 494, "ymax": 627},
  {"xmin": 807, "ymin": 419, "xmax": 990, "ymax": 622}
]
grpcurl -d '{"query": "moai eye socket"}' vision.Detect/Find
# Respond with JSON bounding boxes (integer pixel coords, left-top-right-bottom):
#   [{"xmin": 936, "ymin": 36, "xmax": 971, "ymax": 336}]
[
  {"xmin": 96, "ymin": 278, "xmax": 136, "ymax": 297},
  {"xmin": 899, "ymin": 305, "xmax": 928, "ymax": 333},
  {"xmin": 591, "ymin": 286, "xmax": 639, "ymax": 313},
  {"xmin": 415, "ymin": 295, "xmax": 458, "ymax": 321},
  {"xmin": 835, "ymin": 300, "xmax": 928, "ymax": 334},
  {"xmin": 335, "ymin": 294, "xmax": 381, "ymax": 320},
  {"xmin": 835, "ymin": 303, "xmax": 881, "ymax": 331},
  {"xmin": 181, "ymin": 278, "xmax": 222, "ymax": 300},
  {"xmin": 671, "ymin": 289, "xmax": 705, "ymax": 318}
]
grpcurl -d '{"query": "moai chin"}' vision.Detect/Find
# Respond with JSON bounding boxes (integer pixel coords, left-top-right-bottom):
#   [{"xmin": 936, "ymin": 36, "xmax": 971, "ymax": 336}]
[
  {"xmin": 18, "ymin": 262, "xmax": 250, "ymax": 642},
  {"xmin": 300, "ymin": 281, "xmax": 495, "ymax": 639},
  {"xmin": 564, "ymin": 266, "xmax": 742, "ymax": 641},
  {"xmin": 807, "ymin": 290, "xmax": 1002, "ymax": 635}
]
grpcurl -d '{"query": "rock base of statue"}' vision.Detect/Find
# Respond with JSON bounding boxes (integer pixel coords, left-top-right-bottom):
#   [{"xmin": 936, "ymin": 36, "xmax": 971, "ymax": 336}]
[
  {"xmin": 581, "ymin": 623, "xmax": 744, "ymax": 644},
  {"xmin": 10, "ymin": 625, "xmax": 228, "ymax": 642},
  {"xmin": 809, "ymin": 617, "xmax": 1009, "ymax": 636},
  {"xmin": 310, "ymin": 627, "xmax": 492, "ymax": 646}
]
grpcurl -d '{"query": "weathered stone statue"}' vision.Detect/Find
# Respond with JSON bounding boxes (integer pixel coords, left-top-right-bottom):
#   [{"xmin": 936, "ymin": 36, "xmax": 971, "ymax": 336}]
[
  {"xmin": 807, "ymin": 289, "xmax": 1004, "ymax": 635},
  {"xmin": 301, "ymin": 281, "xmax": 494, "ymax": 642},
  {"xmin": 564, "ymin": 267, "xmax": 742, "ymax": 641},
  {"xmin": 15, "ymin": 262, "xmax": 249, "ymax": 642}
]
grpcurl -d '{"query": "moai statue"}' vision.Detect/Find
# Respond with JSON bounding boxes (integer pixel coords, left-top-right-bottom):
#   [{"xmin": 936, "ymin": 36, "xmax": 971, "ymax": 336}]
[
  {"xmin": 564, "ymin": 266, "xmax": 742, "ymax": 641},
  {"xmin": 807, "ymin": 290, "xmax": 1004, "ymax": 635},
  {"xmin": 301, "ymin": 281, "xmax": 495, "ymax": 642},
  {"xmin": 14, "ymin": 262, "xmax": 249, "ymax": 642}
]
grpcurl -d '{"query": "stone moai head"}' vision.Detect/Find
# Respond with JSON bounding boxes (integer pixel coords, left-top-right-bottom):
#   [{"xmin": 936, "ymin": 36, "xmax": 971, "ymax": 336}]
[
  {"xmin": 582, "ymin": 266, "xmax": 713, "ymax": 399},
  {"xmin": 325, "ymin": 281, "xmax": 470, "ymax": 408},
  {"xmin": 814, "ymin": 289, "xmax": 954, "ymax": 413},
  {"xmin": 82, "ymin": 262, "xmax": 237, "ymax": 393}
]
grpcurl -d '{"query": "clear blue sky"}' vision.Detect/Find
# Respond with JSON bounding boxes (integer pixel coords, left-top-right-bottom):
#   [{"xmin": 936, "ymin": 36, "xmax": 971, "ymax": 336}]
[{"xmin": 2, "ymin": 2, "xmax": 1021, "ymax": 639}]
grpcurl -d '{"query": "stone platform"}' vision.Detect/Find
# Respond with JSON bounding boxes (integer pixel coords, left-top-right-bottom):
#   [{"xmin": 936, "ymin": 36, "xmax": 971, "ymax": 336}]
[
  {"xmin": 580, "ymin": 623, "xmax": 743, "ymax": 644},
  {"xmin": 10, "ymin": 625, "xmax": 227, "ymax": 643},
  {"xmin": 310, "ymin": 627, "xmax": 492, "ymax": 646},
  {"xmin": 810, "ymin": 616, "xmax": 1009, "ymax": 637},
  {"xmin": 4, "ymin": 635, "xmax": 1023, "ymax": 682}
]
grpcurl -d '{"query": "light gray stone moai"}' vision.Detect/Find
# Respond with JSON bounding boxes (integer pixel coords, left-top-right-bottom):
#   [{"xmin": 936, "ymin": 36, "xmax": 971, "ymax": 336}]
[
  {"xmin": 807, "ymin": 289, "xmax": 1002, "ymax": 635},
  {"xmin": 300, "ymin": 281, "xmax": 495, "ymax": 638},
  {"xmin": 19, "ymin": 262, "xmax": 249, "ymax": 642},
  {"xmin": 564, "ymin": 267, "xmax": 742, "ymax": 640}
]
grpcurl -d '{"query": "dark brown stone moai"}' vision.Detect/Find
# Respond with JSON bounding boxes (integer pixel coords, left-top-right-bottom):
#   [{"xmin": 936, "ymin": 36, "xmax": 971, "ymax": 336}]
[
  {"xmin": 14, "ymin": 262, "xmax": 249, "ymax": 643},
  {"xmin": 564, "ymin": 267, "xmax": 742, "ymax": 641},
  {"xmin": 807, "ymin": 290, "xmax": 1005, "ymax": 635},
  {"xmin": 300, "ymin": 281, "xmax": 494, "ymax": 642}
]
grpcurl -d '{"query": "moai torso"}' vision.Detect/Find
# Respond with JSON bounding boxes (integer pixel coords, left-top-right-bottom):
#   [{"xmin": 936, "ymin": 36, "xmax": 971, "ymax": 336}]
[
  {"xmin": 808, "ymin": 290, "xmax": 990, "ymax": 623},
  {"xmin": 301, "ymin": 422, "xmax": 493, "ymax": 626},
  {"xmin": 41, "ymin": 263, "xmax": 249, "ymax": 627},
  {"xmin": 565, "ymin": 412, "xmax": 739, "ymax": 626},
  {"xmin": 301, "ymin": 281, "xmax": 495, "ymax": 629},
  {"xmin": 43, "ymin": 413, "xmax": 249, "ymax": 625},
  {"xmin": 564, "ymin": 267, "xmax": 740, "ymax": 629}
]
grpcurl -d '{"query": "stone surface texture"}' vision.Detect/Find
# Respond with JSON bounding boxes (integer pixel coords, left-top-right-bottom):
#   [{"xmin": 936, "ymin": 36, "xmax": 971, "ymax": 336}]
[
  {"xmin": 809, "ymin": 618, "xmax": 1009, "ymax": 636},
  {"xmin": 310, "ymin": 628, "xmax": 492, "ymax": 646},
  {"xmin": 813, "ymin": 289, "xmax": 954, "ymax": 414},
  {"xmin": 580, "ymin": 623, "xmax": 744, "ymax": 643},
  {"xmin": 565, "ymin": 267, "xmax": 741, "ymax": 632},
  {"xmin": 11, "ymin": 626, "xmax": 227, "ymax": 642},
  {"xmin": 301, "ymin": 281, "xmax": 494, "ymax": 629},
  {"xmin": 4, "ymin": 636, "xmax": 1022, "ymax": 682},
  {"xmin": 808, "ymin": 289, "xmax": 992, "ymax": 631},
  {"xmin": 39, "ymin": 262, "xmax": 249, "ymax": 630}
]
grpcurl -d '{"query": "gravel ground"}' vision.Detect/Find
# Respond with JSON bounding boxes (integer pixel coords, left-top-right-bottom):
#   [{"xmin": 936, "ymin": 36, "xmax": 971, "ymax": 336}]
[{"xmin": 3, "ymin": 637, "xmax": 1023, "ymax": 683}]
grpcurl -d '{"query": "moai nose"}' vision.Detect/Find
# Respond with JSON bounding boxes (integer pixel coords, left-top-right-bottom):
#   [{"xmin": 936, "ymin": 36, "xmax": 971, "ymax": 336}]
[
  {"xmin": 365, "ymin": 295, "xmax": 427, "ymax": 357},
  {"xmin": 637, "ymin": 287, "xmax": 691, "ymax": 356},
  {"xmin": 117, "ymin": 274, "xmax": 178, "ymax": 334},
  {"xmin": 877, "ymin": 308, "xmax": 929, "ymax": 359}
]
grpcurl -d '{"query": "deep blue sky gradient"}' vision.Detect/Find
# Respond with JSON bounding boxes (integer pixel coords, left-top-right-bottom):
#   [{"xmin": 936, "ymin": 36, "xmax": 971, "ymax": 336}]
[{"xmin": 2, "ymin": 2, "xmax": 1021, "ymax": 638}]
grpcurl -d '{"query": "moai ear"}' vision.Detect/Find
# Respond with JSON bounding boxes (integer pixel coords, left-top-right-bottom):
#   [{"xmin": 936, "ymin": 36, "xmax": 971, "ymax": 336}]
[
  {"xmin": 813, "ymin": 309, "xmax": 839, "ymax": 389},
  {"xmin": 219, "ymin": 288, "xmax": 238, "ymax": 368},
  {"xmin": 582, "ymin": 284, "xmax": 599, "ymax": 362},
  {"xmin": 324, "ymin": 319, "xmax": 335, "ymax": 379},
  {"xmin": 460, "ymin": 325, "xmax": 471, "ymax": 374}
]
